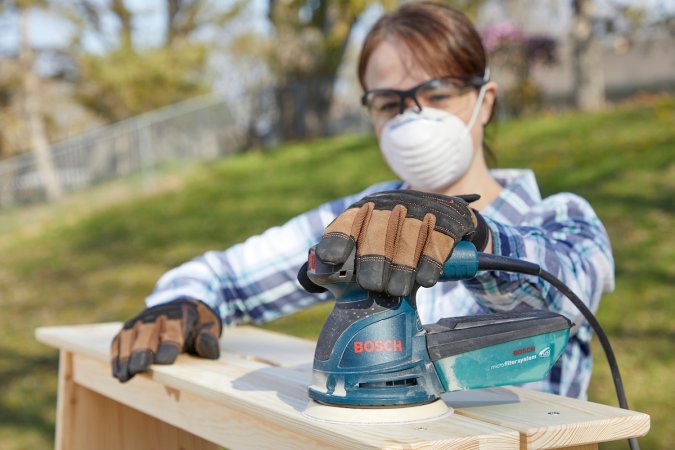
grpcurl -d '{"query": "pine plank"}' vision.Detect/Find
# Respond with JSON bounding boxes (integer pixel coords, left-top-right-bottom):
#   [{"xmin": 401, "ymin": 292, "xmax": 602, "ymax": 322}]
[
  {"xmin": 35, "ymin": 322, "xmax": 316, "ymax": 367},
  {"xmin": 443, "ymin": 387, "xmax": 650, "ymax": 449},
  {"xmin": 72, "ymin": 354, "xmax": 337, "ymax": 449},
  {"xmin": 36, "ymin": 323, "xmax": 649, "ymax": 449},
  {"xmin": 71, "ymin": 351, "xmax": 518, "ymax": 449},
  {"xmin": 68, "ymin": 381, "xmax": 221, "ymax": 450}
]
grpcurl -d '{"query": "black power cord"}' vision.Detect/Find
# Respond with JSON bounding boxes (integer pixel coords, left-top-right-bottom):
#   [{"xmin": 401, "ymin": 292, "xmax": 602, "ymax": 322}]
[{"xmin": 477, "ymin": 253, "xmax": 640, "ymax": 450}]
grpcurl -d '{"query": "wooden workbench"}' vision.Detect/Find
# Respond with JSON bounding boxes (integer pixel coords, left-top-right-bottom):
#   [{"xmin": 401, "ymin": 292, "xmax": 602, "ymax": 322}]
[{"xmin": 36, "ymin": 323, "xmax": 649, "ymax": 450}]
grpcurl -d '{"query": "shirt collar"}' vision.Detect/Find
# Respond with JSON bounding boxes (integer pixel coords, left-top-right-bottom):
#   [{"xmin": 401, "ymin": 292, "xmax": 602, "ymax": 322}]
[
  {"xmin": 482, "ymin": 169, "xmax": 541, "ymax": 224},
  {"xmin": 398, "ymin": 169, "xmax": 541, "ymax": 224}
]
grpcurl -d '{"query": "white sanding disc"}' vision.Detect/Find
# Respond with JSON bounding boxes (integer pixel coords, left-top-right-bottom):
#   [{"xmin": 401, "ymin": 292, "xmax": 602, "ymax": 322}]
[{"xmin": 302, "ymin": 399, "xmax": 452, "ymax": 424}]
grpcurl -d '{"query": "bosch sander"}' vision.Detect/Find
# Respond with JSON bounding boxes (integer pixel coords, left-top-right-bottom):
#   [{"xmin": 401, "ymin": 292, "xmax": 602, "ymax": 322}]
[
  {"xmin": 299, "ymin": 241, "xmax": 638, "ymax": 448},
  {"xmin": 299, "ymin": 241, "xmax": 572, "ymax": 420}
]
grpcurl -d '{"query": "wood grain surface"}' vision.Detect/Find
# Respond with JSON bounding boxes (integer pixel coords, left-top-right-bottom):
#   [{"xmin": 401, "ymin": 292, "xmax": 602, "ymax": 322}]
[{"xmin": 36, "ymin": 323, "xmax": 649, "ymax": 450}]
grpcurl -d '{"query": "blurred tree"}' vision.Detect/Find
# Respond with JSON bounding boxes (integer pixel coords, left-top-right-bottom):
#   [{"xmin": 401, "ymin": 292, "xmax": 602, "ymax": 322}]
[
  {"xmin": 478, "ymin": 0, "xmax": 673, "ymax": 112},
  {"xmin": 0, "ymin": 0, "xmax": 64, "ymax": 200},
  {"xmin": 76, "ymin": 46, "xmax": 210, "ymax": 122},
  {"xmin": 569, "ymin": 0, "xmax": 674, "ymax": 111},
  {"xmin": 236, "ymin": 1, "xmax": 397, "ymax": 141},
  {"xmin": 571, "ymin": 0, "xmax": 604, "ymax": 110},
  {"xmin": 0, "ymin": 0, "xmax": 245, "ymax": 203},
  {"xmin": 72, "ymin": 0, "xmax": 242, "ymax": 122},
  {"xmin": 0, "ymin": 59, "xmax": 23, "ymax": 158},
  {"xmin": 441, "ymin": 0, "xmax": 485, "ymax": 19},
  {"xmin": 481, "ymin": 22, "xmax": 558, "ymax": 116}
]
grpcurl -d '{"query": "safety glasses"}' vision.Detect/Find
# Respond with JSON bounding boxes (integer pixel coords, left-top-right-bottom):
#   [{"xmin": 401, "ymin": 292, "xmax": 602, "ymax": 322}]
[{"xmin": 361, "ymin": 73, "xmax": 488, "ymax": 126}]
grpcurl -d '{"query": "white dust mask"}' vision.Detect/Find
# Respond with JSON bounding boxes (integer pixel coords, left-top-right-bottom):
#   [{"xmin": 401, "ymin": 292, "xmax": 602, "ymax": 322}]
[{"xmin": 378, "ymin": 83, "xmax": 488, "ymax": 191}]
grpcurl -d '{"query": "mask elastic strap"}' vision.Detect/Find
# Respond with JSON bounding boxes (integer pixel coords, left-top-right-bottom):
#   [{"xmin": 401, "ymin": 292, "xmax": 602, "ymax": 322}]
[{"xmin": 466, "ymin": 68, "xmax": 490, "ymax": 130}]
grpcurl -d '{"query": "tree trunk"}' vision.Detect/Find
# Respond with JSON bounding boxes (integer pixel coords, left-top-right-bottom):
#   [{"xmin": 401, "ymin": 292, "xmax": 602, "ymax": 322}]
[
  {"xmin": 19, "ymin": 8, "xmax": 63, "ymax": 201},
  {"xmin": 301, "ymin": 77, "xmax": 334, "ymax": 138},
  {"xmin": 111, "ymin": 0, "xmax": 133, "ymax": 50},
  {"xmin": 274, "ymin": 78, "xmax": 334, "ymax": 141},
  {"xmin": 571, "ymin": 0, "xmax": 605, "ymax": 110}
]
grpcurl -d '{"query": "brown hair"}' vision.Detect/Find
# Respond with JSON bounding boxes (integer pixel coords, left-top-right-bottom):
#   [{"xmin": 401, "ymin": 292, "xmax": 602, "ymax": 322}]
[{"xmin": 358, "ymin": 2, "xmax": 487, "ymax": 90}]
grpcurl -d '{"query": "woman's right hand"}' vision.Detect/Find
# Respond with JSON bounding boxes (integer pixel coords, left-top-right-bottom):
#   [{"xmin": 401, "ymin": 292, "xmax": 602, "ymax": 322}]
[
  {"xmin": 315, "ymin": 190, "xmax": 489, "ymax": 297},
  {"xmin": 111, "ymin": 299, "xmax": 222, "ymax": 382}
]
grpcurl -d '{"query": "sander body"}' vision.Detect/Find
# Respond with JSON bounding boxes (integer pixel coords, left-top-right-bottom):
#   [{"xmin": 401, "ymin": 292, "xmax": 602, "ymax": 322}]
[{"xmin": 305, "ymin": 241, "xmax": 572, "ymax": 408}]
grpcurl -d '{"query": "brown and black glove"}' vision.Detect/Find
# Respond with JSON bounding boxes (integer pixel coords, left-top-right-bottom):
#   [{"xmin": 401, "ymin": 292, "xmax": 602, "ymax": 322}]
[
  {"xmin": 111, "ymin": 299, "xmax": 222, "ymax": 382},
  {"xmin": 315, "ymin": 190, "xmax": 489, "ymax": 297}
]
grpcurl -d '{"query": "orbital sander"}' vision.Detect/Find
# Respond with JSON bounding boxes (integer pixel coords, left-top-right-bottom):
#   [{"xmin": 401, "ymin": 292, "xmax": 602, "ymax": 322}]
[
  {"xmin": 299, "ymin": 241, "xmax": 572, "ymax": 422},
  {"xmin": 298, "ymin": 240, "xmax": 639, "ymax": 449}
]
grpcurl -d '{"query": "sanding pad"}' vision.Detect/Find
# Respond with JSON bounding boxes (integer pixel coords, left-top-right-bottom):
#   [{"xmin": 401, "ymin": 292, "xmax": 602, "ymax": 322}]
[{"xmin": 302, "ymin": 399, "xmax": 452, "ymax": 424}]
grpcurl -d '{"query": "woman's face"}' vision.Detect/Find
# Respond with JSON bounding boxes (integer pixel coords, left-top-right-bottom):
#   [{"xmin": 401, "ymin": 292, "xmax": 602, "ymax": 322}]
[{"xmin": 363, "ymin": 38, "xmax": 493, "ymax": 146}]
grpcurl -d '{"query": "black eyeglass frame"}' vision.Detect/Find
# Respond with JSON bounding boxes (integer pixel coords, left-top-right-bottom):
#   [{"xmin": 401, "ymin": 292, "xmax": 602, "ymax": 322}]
[{"xmin": 360, "ymin": 74, "xmax": 488, "ymax": 116}]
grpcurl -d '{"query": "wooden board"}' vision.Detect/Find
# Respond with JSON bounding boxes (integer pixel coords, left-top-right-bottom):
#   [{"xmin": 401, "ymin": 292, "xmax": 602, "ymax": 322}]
[
  {"xmin": 36, "ymin": 323, "xmax": 650, "ymax": 450},
  {"xmin": 36, "ymin": 322, "xmax": 316, "ymax": 367},
  {"xmin": 69, "ymin": 382, "xmax": 221, "ymax": 450},
  {"xmin": 443, "ymin": 387, "xmax": 650, "ymax": 449},
  {"xmin": 37, "ymin": 324, "xmax": 519, "ymax": 449},
  {"xmin": 71, "ymin": 354, "xmax": 342, "ymax": 450}
]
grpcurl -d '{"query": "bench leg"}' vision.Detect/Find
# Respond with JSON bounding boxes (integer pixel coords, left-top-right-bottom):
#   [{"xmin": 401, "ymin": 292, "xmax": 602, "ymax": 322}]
[
  {"xmin": 54, "ymin": 350, "xmax": 220, "ymax": 450},
  {"xmin": 55, "ymin": 350, "xmax": 75, "ymax": 450}
]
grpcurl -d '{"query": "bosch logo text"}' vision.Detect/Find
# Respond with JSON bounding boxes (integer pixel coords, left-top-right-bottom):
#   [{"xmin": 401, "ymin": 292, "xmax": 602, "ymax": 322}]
[
  {"xmin": 353, "ymin": 340, "xmax": 403, "ymax": 353},
  {"xmin": 513, "ymin": 346, "xmax": 535, "ymax": 356}
]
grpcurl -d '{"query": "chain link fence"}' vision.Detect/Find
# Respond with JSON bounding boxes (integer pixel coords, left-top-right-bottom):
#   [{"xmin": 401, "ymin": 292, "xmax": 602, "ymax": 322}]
[
  {"xmin": 0, "ymin": 95, "xmax": 247, "ymax": 208},
  {"xmin": 0, "ymin": 88, "xmax": 370, "ymax": 209}
]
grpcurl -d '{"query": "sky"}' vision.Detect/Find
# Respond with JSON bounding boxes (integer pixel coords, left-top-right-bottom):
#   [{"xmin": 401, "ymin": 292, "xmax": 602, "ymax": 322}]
[
  {"xmin": 0, "ymin": 0, "xmax": 267, "ymax": 56},
  {"xmin": 1, "ymin": 0, "xmax": 673, "ymax": 56},
  {"xmin": 0, "ymin": 0, "xmax": 672, "ymax": 91}
]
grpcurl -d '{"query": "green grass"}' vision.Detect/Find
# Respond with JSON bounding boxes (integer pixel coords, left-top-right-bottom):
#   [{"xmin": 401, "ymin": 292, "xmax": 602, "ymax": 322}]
[{"xmin": 0, "ymin": 95, "xmax": 673, "ymax": 449}]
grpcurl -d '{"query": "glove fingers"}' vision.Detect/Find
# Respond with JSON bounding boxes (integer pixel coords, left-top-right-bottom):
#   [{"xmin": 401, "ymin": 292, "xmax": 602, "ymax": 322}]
[
  {"xmin": 416, "ymin": 230, "xmax": 456, "ymax": 287},
  {"xmin": 111, "ymin": 300, "xmax": 222, "ymax": 382},
  {"xmin": 356, "ymin": 207, "xmax": 392, "ymax": 292},
  {"xmin": 195, "ymin": 301, "xmax": 223, "ymax": 337},
  {"xmin": 183, "ymin": 300, "xmax": 221, "ymax": 356},
  {"xmin": 131, "ymin": 322, "xmax": 160, "ymax": 353},
  {"xmin": 416, "ymin": 257, "xmax": 443, "ymax": 287},
  {"xmin": 113, "ymin": 327, "xmax": 135, "ymax": 382},
  {"xmin": 111, "ymin": 333, "xmax": 122, "ymax": 379},
  {"xmin": 154, "ymin": 342, "xmax": 181, "ymax": 364},
  {"xmin": 191, "ymin": 301, "xmax": 222, "ymax": 359},
  {"xmin": 387, "ymin": 213, "xmax": 424, "ymax": 296},
  {"xmin": 155, "ymin": 313, "xmax": 185, "ymax": 365},
  {"xmin": 180, "ymin": 303, "xmax": 199, "ymax": 354},
  {"xmin": 128, "ymin": 350, "xmax": 153, "ymax": 375},
  {"xmin": 356, "ymin": 256, "xmax": 390, "ymax": 292},
  {"xmin": 158, "ymin": 315, "xmax": 186, "ymax": 354},
  {"xmin": 317, "ymin": 203, "xmax": 372, "ymax": 264},
  {"xmin": 194, "ymin": 331, "xmax": 220, "ymax": 359},
  {"xmin": 316, "ymin": 234, "xmax": 354, "ymax": 265},
  {"xmin": 317, "ymin": 190, "xmax": 481, "ymax": 296},
  {"xmin": 127, "ymin": 322, "xmax": 160, "ymax": 378},
  {"xmin": 386, "ymin": 267, "xmax": 415, "ymax": 297}
]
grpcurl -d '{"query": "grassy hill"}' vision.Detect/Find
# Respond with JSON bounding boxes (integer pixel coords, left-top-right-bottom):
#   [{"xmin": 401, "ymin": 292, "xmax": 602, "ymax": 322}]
[{"xmin": 0, "ymin": 94, "xmax": 672, "ymax": 449}]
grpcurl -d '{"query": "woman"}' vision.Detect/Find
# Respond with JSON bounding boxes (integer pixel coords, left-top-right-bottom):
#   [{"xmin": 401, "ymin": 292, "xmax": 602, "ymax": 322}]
[{"xmin": 111, "ymin": 2, "xmax": 614, "ymax": 400}]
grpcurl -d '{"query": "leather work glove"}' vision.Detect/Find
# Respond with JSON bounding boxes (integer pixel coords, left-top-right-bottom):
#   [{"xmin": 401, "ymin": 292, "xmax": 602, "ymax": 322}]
[
  {"xmin": 111, "ymin": 299, "xmax": 222, "ymax": 382},
  {"xmin": 315, "ymin": 190, "xmax": 489, "ymax": 297}
]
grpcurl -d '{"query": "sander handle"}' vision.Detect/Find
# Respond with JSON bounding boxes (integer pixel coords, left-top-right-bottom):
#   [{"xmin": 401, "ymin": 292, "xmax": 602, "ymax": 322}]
[
  {"xmin": 302, "ymin": 240, "xmax": 482, "ymax": 292},
  {"xmin": 440, "ymin": 241, "xmax": 479, "ymax": 280}
]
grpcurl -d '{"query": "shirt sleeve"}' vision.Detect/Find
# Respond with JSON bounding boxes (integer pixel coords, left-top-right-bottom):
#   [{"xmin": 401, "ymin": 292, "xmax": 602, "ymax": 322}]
[
  {"xmin": 144, "ymin": 181, "xmax": 402, "ymax": 325},
  {"xmin": 462, "ymin": 193, "xmax": 615, "ymax": 326}
]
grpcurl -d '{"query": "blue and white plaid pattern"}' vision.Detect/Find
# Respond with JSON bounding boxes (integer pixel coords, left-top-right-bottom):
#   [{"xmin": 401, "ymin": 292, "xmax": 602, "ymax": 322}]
[{"xmin": 146, "ymin": 169, "xmax": 614, "ymax": 399}]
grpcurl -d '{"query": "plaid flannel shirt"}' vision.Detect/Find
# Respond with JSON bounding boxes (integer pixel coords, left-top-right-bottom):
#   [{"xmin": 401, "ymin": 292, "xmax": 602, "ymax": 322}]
[{"xmin": 146, "ymin": 169, "xmax": 614, "ymax": 398}]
